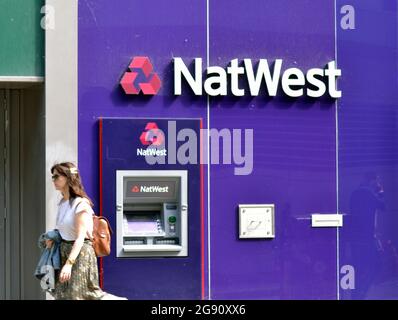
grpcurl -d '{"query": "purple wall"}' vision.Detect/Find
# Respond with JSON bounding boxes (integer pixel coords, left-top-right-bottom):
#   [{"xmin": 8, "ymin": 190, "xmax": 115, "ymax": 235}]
[
  {"xmin": 78, "ymin": 0, "xmax": 398, "ymax": 299},
  {"xmin": 208, "ymin": 1, "xmax": 337, "ymax": 299},
  {"xmin": 337, "ymin": 0, "xmax": 398, "ymax": 299},
  {"xmin": 78, "ymin": 0, "xmax": 209, "ymax": 299}
]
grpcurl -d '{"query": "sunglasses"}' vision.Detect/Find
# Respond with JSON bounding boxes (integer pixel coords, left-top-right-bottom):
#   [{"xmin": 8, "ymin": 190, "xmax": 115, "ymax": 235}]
[{"xmin": 51, "ymin": 174, "xmax": 62, "ymax": 181}]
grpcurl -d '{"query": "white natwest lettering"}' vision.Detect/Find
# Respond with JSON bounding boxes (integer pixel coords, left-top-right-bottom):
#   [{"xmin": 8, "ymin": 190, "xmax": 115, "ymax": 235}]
[
  {"xmin": 174, "ymin": 57, "xmax": 341, "ymax": 98},
  {"xmin": 137, "ymin": 148, "xmax": 167, "ymax": 156},
  {"xmin": 140, "ymin": 186, "xmax": 169, "ymax": 193}
]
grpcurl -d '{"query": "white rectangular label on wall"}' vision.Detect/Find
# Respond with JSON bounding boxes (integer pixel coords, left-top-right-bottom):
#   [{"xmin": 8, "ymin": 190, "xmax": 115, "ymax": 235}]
[
  {"xmin": 239, "ymin": 204, "xmax": 275, "ymax": 239},
  {"xmin": 311, "ymin": 214, "xmax": 343, "ymax": 227}
]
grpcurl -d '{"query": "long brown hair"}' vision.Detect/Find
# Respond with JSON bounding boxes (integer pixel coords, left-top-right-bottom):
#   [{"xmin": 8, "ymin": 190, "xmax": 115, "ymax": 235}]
[{"xmin": 51, "ymin": 162, "xmax": 94, "ymax": 207}]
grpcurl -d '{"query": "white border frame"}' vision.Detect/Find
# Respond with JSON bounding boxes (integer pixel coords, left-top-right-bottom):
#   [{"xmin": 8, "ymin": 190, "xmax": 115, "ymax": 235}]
[{"xmin": 116, "ymin": 170, "xmax": 188, "ymax": 258}]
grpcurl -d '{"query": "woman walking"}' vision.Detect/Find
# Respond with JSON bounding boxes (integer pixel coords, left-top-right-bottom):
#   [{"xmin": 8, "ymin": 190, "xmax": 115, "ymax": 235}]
[{"xmin": 46, "ymin": 162, "xmax": 105, "ymax": 300}]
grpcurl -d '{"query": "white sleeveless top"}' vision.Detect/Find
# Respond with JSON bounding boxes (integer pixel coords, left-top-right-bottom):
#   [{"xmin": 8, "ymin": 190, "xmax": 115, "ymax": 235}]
[{"xmin": 55, "ymin": 197, "xmax": 94, "ymax": 241}]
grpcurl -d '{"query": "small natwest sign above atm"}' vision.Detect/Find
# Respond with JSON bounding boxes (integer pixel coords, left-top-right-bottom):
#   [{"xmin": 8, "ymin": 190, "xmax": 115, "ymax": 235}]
[
  {"xmin": 126, "ymin": 180, "xmax": 174, "ymax": 197},
  {"xmin": 120, "ymin": 56, "xmax": 342, "ymax": 98},
  {"xmin": 131, "ymin": 185, "xmax": 170, "ymax": 193}
]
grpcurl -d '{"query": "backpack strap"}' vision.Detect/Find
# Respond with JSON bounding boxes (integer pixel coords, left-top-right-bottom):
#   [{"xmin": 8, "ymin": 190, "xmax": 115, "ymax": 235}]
[{"xmin": 93, "ymin": 215, "xmax": 114, "ymax": 235}]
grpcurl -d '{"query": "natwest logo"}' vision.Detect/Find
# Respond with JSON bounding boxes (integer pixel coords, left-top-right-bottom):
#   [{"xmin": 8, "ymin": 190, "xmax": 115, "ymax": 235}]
[
  {"xmin": 174, "ymin": 58, "xmax": 342, "ymax": 98},
  {"xmin": 120, "ymin": 56, "xmax": 341, "ymax": 98},
  {"xmin": 137, "ymin": 122, "xmax": 167, "ymax": 157},
  {"xmin": 120, "ymin": 56, "xmax": 161, "ymax": 95},
  {"xmin": 141, "ymin": 185, "xmax": 169, "ymax": 193},
  {"xmin": 131, "ymin": 185, "xmax": 169, "ymax": 193},
  {"xmin": 139, "ymin": 122, "xmax": 164, "ymax": 146}
]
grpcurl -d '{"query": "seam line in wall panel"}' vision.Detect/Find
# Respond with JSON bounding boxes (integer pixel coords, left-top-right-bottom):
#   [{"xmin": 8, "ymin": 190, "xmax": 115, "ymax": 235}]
[
  {"xmin": 334, "ymin": 0, "xmax": 340, "ymax": 301},
  {"xmin": 206, "ymin": 0, "xmax": 211, "ymax": 300}
]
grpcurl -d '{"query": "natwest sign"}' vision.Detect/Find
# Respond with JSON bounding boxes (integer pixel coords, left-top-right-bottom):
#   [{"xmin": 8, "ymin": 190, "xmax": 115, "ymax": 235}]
[
  {"xmin": 120, "ymin": 57, "xmax": 342, "ymax": 98},
  {"xmin": 131, "ymin": 185, "xmax": 169, "ymax": 193},
  {"xmin": 174, "ymin": 57, "xmax": 341, "ymax": 98},
  {"xmin": 120, "ymin": 57, "xmax": 161, "ymax": 95},
  {"xmin": 137, "ymin": 122, "xmax": 167, "ymax": 157}
]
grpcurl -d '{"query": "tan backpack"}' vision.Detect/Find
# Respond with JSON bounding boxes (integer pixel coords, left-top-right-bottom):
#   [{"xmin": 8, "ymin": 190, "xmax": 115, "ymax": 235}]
[
  {"xmin": 75, "ymin": 198, "xmax": 113, "ymax": 257},
  {"xmin": 92, "ymin": 215, "xmax": 113, "ymax": 257}
]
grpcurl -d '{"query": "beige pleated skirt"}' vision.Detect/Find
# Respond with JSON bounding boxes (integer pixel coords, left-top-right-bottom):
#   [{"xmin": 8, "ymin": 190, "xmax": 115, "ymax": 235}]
[{"xmin": 53, "ymin": 240, "xmax": 106, "ymax": 300}]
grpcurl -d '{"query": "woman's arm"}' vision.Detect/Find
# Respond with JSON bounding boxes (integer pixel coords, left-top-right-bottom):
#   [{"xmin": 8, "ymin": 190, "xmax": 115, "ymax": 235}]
[
  {"xmin": 69, "ymin": 211, "xmax": 90, "ymax": 262},
  {"xmin": 59, "ymin": 211, "xmax": 90, "ymax": 283}
]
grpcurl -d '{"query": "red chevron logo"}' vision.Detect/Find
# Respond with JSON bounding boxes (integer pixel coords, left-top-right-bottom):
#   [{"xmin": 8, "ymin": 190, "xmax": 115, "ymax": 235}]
[
  {"xmin": 120, "ymin": 56, "xmax": 161, "ymax": 95},
  {"xmin": 139, "ymin": 122, "xmax": 165, "ymax": 146}
]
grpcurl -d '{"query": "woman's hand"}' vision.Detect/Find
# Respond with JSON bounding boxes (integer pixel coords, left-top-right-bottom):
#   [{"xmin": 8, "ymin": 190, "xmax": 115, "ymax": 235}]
[
  {"xmin": 45, "ymin": 239, "xmax": 54, "ymax": 249},
  {"xmin": 59, "ymin": 263, "xmax": 72, "ymax": 283}
]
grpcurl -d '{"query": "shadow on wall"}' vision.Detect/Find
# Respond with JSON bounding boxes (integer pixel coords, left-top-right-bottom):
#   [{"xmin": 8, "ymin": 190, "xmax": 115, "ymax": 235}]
[{"xmin": 341, "ymin": 172, "xmax": 398, "ymax": 300}]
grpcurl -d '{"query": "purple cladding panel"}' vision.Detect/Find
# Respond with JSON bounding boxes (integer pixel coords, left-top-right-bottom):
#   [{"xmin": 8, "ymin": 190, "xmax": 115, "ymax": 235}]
[
  {"xmin": 78, "ymin": 0, "xmax": 208, "ymax": 299},
  {"xmin": 79, "ymin": 0, "xmax": 337, "ymax": 300},
  {"xmin": 78, "ymin": 0, "xmax": 398, "ymax": 299},
  {"xmin": 208, "ymin": 0, "xmax": 337, "ymax": 299},
  {"xmin": 337, "ymin": 0, "xmax": 398, "ymax": 300}
]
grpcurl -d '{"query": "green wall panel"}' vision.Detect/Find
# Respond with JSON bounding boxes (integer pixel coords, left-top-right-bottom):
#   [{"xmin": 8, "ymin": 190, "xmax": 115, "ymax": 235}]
[{"xmin": 0, "ymin": 0, "xmax": 44, "ymax": 76}]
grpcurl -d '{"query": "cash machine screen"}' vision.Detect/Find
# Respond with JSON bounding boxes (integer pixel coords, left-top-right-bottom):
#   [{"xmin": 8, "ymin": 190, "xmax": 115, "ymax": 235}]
[{"xmin": 125, "ymin": 212, "xmax": 161, "ymax": 234}]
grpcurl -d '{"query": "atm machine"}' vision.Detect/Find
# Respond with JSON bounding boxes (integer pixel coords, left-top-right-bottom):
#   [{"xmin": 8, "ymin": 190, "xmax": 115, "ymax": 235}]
[
  {"xmin": 116, "ymin": 170, "xmax": 188, "ymax": 257},
  {"xmin": 99, "ymin": 117, "xmax": 202, "ymax": 299}
]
